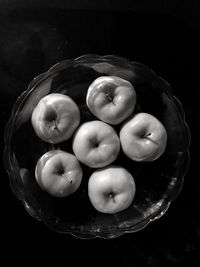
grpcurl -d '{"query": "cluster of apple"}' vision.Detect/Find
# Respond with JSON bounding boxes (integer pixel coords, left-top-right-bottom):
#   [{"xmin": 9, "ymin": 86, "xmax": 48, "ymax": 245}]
[{"xmin": 31, "ymin": 75, "xmax": 167, "ymax": 214}]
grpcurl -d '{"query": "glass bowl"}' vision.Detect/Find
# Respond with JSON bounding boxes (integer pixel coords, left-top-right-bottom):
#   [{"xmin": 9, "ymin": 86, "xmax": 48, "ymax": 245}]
[{"xmin": 4, "ymin": 54, "xmax": 190, "ymax": 239}]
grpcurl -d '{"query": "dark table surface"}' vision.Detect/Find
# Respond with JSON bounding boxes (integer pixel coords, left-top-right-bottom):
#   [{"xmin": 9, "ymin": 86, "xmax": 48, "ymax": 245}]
[{"xmin": 1, "ymin": 2, "xmax": 200, "ymax": 266}]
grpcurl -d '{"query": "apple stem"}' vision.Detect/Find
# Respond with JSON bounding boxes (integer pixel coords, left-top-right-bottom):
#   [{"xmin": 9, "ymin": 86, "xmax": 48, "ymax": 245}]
[
  {"xmin": 106, "ymin": 93, "xmax": 114, "ymax": 103},
  {"xmin": 52, "ymin": 120, "xmax": 58, "ymax": 130},
  {"xmin": 109, "ymin": 193, "xmax": 115, "ymax": 201},
  {"xmin": 143, "ymin": 132, "xmax": 151, "ymax": 138}
]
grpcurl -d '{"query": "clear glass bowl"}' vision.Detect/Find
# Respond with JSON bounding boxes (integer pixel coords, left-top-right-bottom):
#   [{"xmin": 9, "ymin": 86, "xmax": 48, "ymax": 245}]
[{"xmin": 4, "ymin": 54, "xmax": 190, "ymax": 239}]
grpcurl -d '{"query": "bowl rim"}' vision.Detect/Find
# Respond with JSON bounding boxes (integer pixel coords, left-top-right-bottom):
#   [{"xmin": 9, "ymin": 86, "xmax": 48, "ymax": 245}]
[{"xmin": 4, "ymin": 54, "xmax": 191, "ymax": 239}]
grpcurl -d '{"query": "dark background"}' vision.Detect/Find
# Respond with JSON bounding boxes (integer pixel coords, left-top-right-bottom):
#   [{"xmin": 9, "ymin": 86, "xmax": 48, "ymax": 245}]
[{"xmin": 0, "ymin": 1, "xmax": 200, "ymax": 266}]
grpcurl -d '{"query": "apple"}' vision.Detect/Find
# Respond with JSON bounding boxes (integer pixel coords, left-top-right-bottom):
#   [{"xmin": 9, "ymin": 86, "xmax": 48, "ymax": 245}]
[
  {"xmin": 120, "ymin": 112, "xmax": 167, "ymax": 161},
  {"xmin": 86, "ymin": 75, "xmax": 136, "ymax": 125},
  {"xmin": 35, "ymin": 150, "xmax": 82, "ymax": 197},
  {"xmin": 72, "ymin": 120, "xmax": 120, "ymax": 168},
  {"xmin": 31, "ymin": 93, "xmax": 80, "ymax": 144},
  {"xmin": 88, "ymin": 166, "xmax": 136, "ymax": 214}
]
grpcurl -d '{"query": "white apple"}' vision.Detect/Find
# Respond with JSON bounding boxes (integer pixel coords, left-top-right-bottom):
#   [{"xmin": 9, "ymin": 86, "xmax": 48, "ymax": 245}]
[
  {"xmin": 35, "ymin": 150, "xmax": 82, "ymax": 197},
  {"xmin": 88, "ymin": 166, "xmax": 136, "ymax": 214},
  {"xmin": 31, "ymin": 93, "xmax": 80, "ymax": 144},
  {"xmin": 120, "ymin": 112, "xmax": 167, "ymax": 161},
  {"xmin": 72, "ymin": 120, "xmax": 120, "ymax": 168},
  {"xmin": 86, "ymin": 76, "xmax": 136, "ymax": 125}
]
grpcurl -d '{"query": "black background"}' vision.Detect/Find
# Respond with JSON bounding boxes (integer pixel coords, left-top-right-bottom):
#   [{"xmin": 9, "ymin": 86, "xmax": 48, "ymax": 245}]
[{"xmin": 0, "ymin": 1, "xmax": 200, "ymax": 266}]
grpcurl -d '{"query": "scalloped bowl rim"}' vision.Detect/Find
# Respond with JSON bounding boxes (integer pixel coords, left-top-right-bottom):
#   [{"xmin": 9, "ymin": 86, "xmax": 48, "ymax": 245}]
[{"xmin": 4, "ymin": 54, "xmax": 191, "ymax": 239}]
